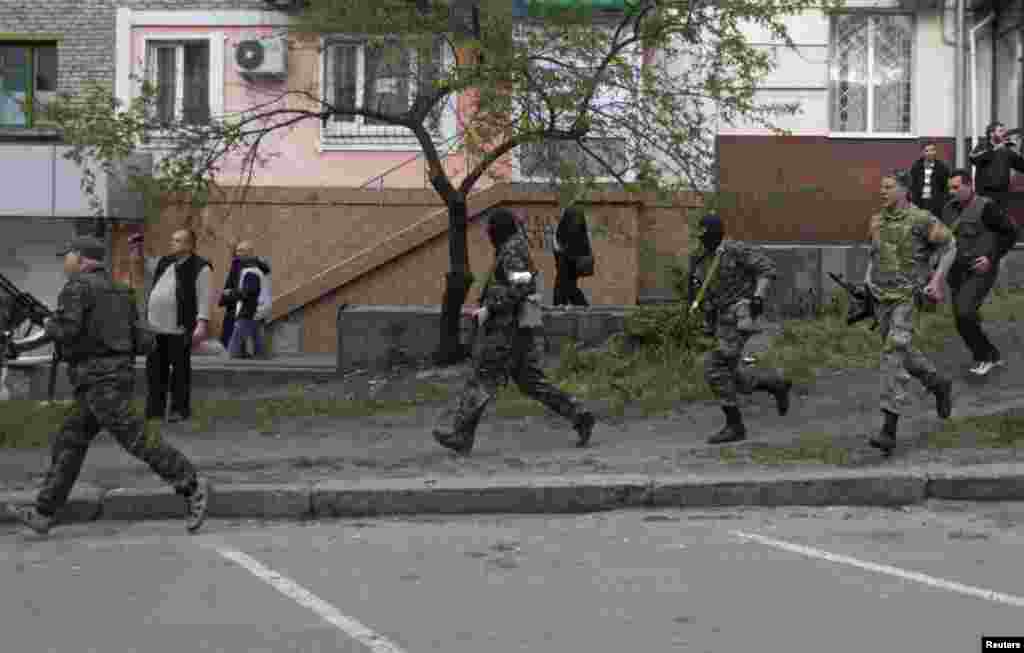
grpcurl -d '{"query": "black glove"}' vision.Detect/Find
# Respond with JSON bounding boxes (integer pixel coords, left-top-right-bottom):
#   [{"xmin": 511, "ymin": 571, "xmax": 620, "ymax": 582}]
[{"xmin": 750, "ymin": 296, "xmax": 764, "ymax": 320}]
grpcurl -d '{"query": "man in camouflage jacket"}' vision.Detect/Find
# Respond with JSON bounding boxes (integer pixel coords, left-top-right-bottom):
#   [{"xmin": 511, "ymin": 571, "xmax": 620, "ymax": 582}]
[
  {"xmin": 3, "ymin": 236, "xmax": 210, "ymax": 536},
  {"xmin": 432, "ymin": 209, "xmax": 595, "ymax": 455},
  {"xmin": 689, "ymin": 214, "xmax": 792, "ymax": 444},
  {"xmin": 865, "ymin": 170, "xmax": 955, "ymax": 453}
]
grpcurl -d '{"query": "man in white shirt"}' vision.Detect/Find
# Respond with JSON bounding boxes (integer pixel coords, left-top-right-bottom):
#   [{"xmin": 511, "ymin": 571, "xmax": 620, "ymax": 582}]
[{"xmin": 131, "ymin": 229, "xmax": 212, "ymax": 422}]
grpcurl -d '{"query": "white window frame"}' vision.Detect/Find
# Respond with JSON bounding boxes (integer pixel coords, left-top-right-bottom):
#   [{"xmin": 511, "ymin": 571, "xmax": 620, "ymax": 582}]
[
  {"xmin": 827, "ymin": 11, "xmax": 915, "ymax": 139},
  {"xmin": 512, "ymin": 29, "xmax": 641, "ymax": 184},
  {"xmin": 134, "ymin": 32, "xmax": 225, "ymax": 142},
  {"xmin": 319, "ymin": 36, "xmax": 456, "ymax": 152}
]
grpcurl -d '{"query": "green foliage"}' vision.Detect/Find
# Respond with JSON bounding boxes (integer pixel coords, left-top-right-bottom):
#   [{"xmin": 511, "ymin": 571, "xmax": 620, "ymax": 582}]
[{"xmin": 0, "ymin": 400, "xmax": 64, "ymax": 448}]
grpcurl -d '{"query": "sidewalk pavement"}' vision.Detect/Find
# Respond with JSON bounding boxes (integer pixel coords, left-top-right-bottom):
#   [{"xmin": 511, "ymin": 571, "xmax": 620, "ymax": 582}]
[{"xmin": 4, "ymin": 323, "xmax": 1024, "ymax": 527}]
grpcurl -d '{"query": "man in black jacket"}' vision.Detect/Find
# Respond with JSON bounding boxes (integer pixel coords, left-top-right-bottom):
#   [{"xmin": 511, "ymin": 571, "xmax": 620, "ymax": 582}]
[
  {"xmin": 219, "ymin": 242, "xmax": 243, "ymax": 350},
  {"xmin": 969, "ymin": 121, "xmax": 1024, "ymax": 210},
  {"xmin": 944, "ymin": 169, "xmax": 1020, "ymax": 376},
  {"xmin": 910, "ymin": 142, "xmax": 951, "ymax": 221},
  {"xmin": 141, "ymin": 229, "xmax": 213, "ymax": 421}
]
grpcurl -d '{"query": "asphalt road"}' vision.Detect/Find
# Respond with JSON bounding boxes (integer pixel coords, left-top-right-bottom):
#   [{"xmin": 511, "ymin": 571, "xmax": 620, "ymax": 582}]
[{"xmin": 1, "ymin": 502, "xmax": 1023, "ymax": 653}]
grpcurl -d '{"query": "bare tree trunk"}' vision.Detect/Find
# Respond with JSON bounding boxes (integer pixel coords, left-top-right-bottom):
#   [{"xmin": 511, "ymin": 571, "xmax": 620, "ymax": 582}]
[
  {"xmin": 431, "ymin": 0, "xmax": 480, "ymax": 366},
  {"xmin": 435, "ymin": 192, "xmax": 473, "ymax": 366}
]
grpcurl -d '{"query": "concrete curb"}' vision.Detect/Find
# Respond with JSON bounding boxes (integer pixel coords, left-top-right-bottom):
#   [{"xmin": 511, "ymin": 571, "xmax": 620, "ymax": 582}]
[{"xmin": 1, "ymin": 465, "xmax": 1022, "ymax": 527}]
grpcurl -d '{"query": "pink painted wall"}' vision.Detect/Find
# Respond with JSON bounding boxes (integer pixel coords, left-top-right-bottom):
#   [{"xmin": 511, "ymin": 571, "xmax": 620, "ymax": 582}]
[{"xmin": 131, "ymin": 26, "xmax": 486, "ymax": 189}]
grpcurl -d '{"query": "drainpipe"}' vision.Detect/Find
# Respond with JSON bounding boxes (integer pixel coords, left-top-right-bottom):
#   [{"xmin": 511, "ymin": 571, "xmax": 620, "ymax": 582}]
[
  {"xmin": 941, "ymin": 0, "xmax": 957, "ymax": 46},
  {"xmin": 955, "ymin": 0, "xmax": 965, "ymax": 167},
  {"xmin": 992, "ymin": 11, "xmax": 999, "ymax": 123},
  {"xmin": 1018, "ymin": 29, "xmax": 1023, "ymax": 131},
  {"xmin": 971, "ymin": 12, "xmax": 996, "ymax": 150}
]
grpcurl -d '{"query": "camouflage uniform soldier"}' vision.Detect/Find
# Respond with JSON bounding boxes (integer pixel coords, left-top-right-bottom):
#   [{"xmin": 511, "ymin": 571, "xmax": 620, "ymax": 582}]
[
  {"xmin": 866, "ymin": 170, "xmax": 955, "ymax": 453},
  {"xmin": 4, "ymin": 237, "xmax": 209, "ymax": 535},
  {"xmin": 432, "ymin": 209, "xmax": 596, "ymax": 455},
  {"xmin": 690, "ymin": 214, "xmax": 792, "ymax": 444}
]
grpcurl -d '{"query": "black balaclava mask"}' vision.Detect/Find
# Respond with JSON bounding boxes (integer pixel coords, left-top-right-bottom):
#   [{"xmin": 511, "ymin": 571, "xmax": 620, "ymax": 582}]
[
  {"xmin": 486, "ymin": 208, "xmax": 521, "ymax": 249},
  {"xmin": 699, "ymin": 213, "xmax": 724, "ymax": 253}
]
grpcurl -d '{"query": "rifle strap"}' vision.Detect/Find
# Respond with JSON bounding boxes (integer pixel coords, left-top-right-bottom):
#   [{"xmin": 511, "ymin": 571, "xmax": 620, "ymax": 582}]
[{"xmin": 692, "ymin": 249, "xmax": 722, "ymax": 312}]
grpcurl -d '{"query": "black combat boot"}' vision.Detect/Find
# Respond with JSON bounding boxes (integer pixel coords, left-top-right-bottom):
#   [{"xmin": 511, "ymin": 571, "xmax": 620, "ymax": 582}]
[
  {"xmin": 932, "ymin": 376, "xmax": 953, "ymax": 420},
  {"xmin": 432, "ymin": 409, "xmax": 481, "ymax": 456},
  {"xmin": 756, "ymin": 373, "xmax": 793, "ymax": 416},
  {"xmin": 4, "ymin": 504, "xmax": 54, "ymax": 536},
  {"xmin": 574, "ymin": 411, "xmax": 596, "ymax": 448},
  {"xmin": 869, "ymin": 410, "xmax": 899, "ymax": 454},
  {"xmin": 708, "ymin": 406, "xmax": 747, "ymax": 444}
]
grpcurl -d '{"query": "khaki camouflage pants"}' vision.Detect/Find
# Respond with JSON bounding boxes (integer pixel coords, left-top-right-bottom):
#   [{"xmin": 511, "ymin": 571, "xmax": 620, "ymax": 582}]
[
  {"xmin": 704, "ymin": 301, "xmax": 759, "ymax": 408},
  {"xmin": 877, "ymin": 300, "xmax": 941, "ymax": 415},
  {"xmin": 36, "ymin": 357, "xmax": 197, "ymax": 516},
  {"xmin": 434, "ymin": 327, "xmax": 585, "ymax": 445}
]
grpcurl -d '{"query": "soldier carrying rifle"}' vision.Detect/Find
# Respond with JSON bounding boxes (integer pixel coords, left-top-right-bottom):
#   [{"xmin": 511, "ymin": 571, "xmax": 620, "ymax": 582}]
[
  {"xmin": 865, "ymin": 170, "xmax": 956, "ymax": 454},
  {"xmin": 688, "ymin": 213, "xmax": 792, "ymax": 444},
  {"xmin": 3, "ymin": 236, "xmax": 209, "ymax": 536}
]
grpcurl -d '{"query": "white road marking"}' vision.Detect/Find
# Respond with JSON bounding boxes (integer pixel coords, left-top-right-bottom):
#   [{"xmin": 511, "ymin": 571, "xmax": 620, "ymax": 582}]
[
  {"xmin": 731, "ymin": 530, "xmax": 1024, "ymax": 608},
  {"xmin": 214, "ymin": 546, "xmax": 410, "ymax": 653}
]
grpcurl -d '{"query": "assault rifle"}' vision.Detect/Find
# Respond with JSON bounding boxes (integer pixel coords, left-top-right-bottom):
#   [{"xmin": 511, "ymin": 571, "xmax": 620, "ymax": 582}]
[
  {"xmin": 0, "ymin": 272, "xmax": 60, "ymax": 401},
  {"xmin": 828, "ymin": 272, "xmax": 878, "ymax": 330}
]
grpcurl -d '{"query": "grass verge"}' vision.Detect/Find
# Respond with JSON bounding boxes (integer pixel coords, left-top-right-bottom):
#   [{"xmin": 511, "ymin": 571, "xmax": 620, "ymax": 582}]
[
  {"xmin": 4, "ymin": 289, "xmax": 1024, "ymax": 449},
  {"xmin": 924, "ymin": 412, "xmax": 1024, "ymax": 449}
]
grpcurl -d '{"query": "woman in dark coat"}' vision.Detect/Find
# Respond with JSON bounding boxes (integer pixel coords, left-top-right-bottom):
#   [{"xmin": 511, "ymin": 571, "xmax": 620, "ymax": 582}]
[
  {"xmin": 218, "ymin": 244, "xmax": 243, "ymax": 349},
  {"xmin": 553, "ymin": 205, "xmax": 592, "ymax": 306}
]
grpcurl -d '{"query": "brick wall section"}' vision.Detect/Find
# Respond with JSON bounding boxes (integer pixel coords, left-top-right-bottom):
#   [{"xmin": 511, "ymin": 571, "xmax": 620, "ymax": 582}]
[
  {"xmin": 0, "ymin": 0, "xmax": 117, "ymax": 103},
  {"xmin": 111, "ymin": 185, "xmax": 699, "ymax": 352},
  {"xmin": 111, "ymin": 186, "xmax": 444, "ymax": 337},
  {"xmin": 293, "ymin": 187, "xmax": 696, "ymax": 353}
]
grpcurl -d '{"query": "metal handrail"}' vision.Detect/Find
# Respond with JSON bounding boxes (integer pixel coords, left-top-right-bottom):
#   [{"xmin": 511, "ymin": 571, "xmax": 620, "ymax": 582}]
[{"xmin": 357, "ymin": 132, "xmax": 464, "ymax": 189}]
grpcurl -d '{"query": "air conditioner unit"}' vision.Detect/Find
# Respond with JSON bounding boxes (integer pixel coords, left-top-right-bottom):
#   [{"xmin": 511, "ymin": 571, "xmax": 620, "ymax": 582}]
[
  {"xmin": 263, "ymin": 0, "xmax": 306, "ymax": 9},
  {"xmin": 235, "ymin": 36, "xmax": 287, "ymax": 78}
]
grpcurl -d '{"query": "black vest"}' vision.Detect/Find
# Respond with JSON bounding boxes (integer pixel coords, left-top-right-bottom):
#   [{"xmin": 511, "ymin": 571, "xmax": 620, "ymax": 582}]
[
  {"xmin": 153, "ymin": 254, "xmax": 211, "ymax": 332},
  {"xmin": 944, "ymin": 196, "xmax": 998, "ymax": 263}
]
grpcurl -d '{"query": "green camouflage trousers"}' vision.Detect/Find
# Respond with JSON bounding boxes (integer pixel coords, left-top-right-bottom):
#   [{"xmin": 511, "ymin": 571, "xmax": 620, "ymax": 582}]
[
  {"xmin": 434, "ymin": 327, "xmax": 585, "ymax": 446},
  {"xmin": 877, "ymin": 300, "xmax": 941, "ymax": 415},
  {"xmin": 36, "ymin": 357, "xmax": 197, "ymax": 516},
  {"xmin": 704, "ymin": 301, "xmax": 759, "ymax": 408}
]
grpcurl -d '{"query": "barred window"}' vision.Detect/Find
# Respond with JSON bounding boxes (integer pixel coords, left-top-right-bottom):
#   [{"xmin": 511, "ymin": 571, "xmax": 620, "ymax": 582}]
[
  {"xmin": 321, "ymin": 38, "xmax": 447, "ymax": 147},
  {"xmin": 829, "ymin": 14, "xmax": 913, "ymax": 134}
]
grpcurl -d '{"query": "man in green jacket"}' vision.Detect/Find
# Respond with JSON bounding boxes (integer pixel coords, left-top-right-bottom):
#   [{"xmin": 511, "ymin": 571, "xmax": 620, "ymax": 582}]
[{"xmin": 866, "ymin": 170, "xmax": 955, "ymax": 453}]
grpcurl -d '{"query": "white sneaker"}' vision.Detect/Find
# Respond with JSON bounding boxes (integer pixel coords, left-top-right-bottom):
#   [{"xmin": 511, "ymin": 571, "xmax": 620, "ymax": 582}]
[{"xmin": 972, "ymin": 361, "xmax": 996, "ymax": 376}]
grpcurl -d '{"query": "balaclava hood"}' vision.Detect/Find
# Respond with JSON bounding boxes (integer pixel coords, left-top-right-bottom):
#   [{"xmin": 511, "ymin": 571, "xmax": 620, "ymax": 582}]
[
  {"xmin": 699, "ymin": 213, "xmax": 724, "ymax": 252},
  {"xmin": 486, "ymin": 208, "xmax": 521, "ymax": 249}
]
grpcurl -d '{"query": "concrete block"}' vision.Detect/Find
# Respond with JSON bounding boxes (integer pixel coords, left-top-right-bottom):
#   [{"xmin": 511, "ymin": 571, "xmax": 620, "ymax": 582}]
[
  {"xmin": 267, "ymin": 312, "xmax": 303, "ymax": 355},
  {"xmin": 926, "ymin": 465, "xmax": 1024, "ymax": 501},
  {"xmin": 0, "ymin": 485, "xmax": 103, "ymax": 524},
  {"xmin": 311, "ymin": 475, "xmax": 652, "ymax": 518},
  {"xmin": 821, "ymin": 246, "xmax": 870, "ymax": 299},
  {"xmin": 101, "ymin": 486, "xmax": 185, "ymax": 522},
  {"xmin": 996, "ymin": 247, "xmax": 1024, "ymax": 290},
  {"xmin": 543, "ymin": 311, "xmax": 578, "ymax": 338},
  {"xmin": 576, "ymin": 312, "xmax": 607, "ymax": 346},
  {"xmin": 760, "ymin": 246, "xmax": 822, "ymax": 320},
  {"xmin": 208, "ymin": 483, "xmax": 312, "ymax": 519},
  {"xmin": 651, "ymin": 470, "xmax": 927, "ymax": 508}
]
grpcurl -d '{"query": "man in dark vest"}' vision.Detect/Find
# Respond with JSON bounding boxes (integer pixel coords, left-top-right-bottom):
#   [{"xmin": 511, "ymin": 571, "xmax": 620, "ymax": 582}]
[
  {"xmin": 943, "ymin": 169, "xmax": 1019, "ymax": 376},
  {"xmin": 145, "ymin": 229, "xmax": 213, "ymax": 421}
]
